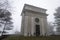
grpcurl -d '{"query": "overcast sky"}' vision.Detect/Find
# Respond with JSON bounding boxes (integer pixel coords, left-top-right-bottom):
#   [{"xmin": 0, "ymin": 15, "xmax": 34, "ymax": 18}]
[{"xmin": 8, "ymin": 0, "xmax": 60, "ymax": 33}]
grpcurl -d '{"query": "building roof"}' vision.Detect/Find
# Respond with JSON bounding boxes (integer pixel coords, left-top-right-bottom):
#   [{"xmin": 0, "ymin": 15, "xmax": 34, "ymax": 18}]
[{"xmin": 21, "ymin": 4, "xmax": 47, "ymax": 16}]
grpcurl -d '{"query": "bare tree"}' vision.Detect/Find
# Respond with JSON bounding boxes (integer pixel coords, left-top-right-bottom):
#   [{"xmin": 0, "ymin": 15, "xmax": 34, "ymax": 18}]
[
  {"xmin": 0, "ymin": 0, "xmax": 11, "ymax": 10},
  {"xmin": 0, "ymin": 0, "xmax": 13, "ymax": 40},
  {"xmin": 0, "ymin": 0, "xmax": 13, "ymax": 36}
]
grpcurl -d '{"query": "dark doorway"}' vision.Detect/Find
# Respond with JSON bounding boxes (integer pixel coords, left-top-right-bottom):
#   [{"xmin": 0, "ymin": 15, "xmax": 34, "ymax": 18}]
[{"xmin": 35, "ymin": 25, "xmax": 40, "ymax": 36}]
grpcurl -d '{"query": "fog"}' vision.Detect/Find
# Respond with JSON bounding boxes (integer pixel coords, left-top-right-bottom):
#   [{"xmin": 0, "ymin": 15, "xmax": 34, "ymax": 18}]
[{"xmin": 8, "ymin": 0, "xmax": 60, "ymax": 33}]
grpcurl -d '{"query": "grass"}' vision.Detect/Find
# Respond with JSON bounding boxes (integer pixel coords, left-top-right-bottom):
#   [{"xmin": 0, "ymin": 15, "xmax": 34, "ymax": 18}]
[{"xmin": 2, "ymin": 35, "xmax": 60, "ymax": 40}]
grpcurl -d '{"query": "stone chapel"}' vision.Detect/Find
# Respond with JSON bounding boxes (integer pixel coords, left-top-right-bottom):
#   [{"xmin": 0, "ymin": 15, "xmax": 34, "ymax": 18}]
[{"xmin": 21, "ymin": 4, "xmax": 48, "ymax": 36}]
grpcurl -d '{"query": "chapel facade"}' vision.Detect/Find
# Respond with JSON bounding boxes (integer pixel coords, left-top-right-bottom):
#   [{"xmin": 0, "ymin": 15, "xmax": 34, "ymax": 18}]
[{"xmin": 21, "ymin": 4, "xmax": 48, "ymax": 36}]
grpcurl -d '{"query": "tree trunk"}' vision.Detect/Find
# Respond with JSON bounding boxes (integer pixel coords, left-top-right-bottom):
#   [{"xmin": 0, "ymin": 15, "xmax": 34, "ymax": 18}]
[{"xmin": 1, "ymin": 21, "xmax": 7, "ymax": 36}]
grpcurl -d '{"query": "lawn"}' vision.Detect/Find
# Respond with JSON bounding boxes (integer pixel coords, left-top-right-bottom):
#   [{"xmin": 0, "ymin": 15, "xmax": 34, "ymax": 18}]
[{"xmin": 2, "ymin": 35, "xmax": 60, "ymax": 40}]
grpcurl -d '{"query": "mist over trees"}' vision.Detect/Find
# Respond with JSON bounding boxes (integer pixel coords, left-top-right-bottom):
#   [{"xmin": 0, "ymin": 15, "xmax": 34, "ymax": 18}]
[{"xmin": 47, "ymin": 22, "xmax": 54, "ymax": 35}]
